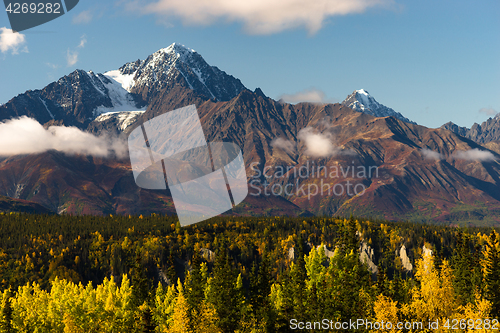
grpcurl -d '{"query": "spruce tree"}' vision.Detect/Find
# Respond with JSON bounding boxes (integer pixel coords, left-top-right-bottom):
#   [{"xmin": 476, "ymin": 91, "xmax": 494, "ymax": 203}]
[
  {"xmin": 249, "ymin": 252, "xmax": 275, "ymax": 332},
  {"xmin": 484, "ymin": 231, "xmax": 500, "ymax": 317},
  {"xmin": 451, "ymin": 230, "xmax": 475, "ymax": 305},
  {"xmin": 207, "ymin": 237, "xmax": 241, "ymax": 333}
]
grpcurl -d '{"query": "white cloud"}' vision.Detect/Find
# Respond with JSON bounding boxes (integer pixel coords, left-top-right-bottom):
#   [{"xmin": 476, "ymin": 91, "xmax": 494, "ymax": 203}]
[
  {"xmin": 73, "ymin": 10, "xmax": 94, "ymax": 24},
  {"xmin": 77, "ymin": 35, "xmax": 87, "ymax": 48},
  {"xmin": 478, "ymin": 107, "xmax": 497, "ymax": 116},
  {"xmin": 297, "ymin": 127, "xmax": 339, "ymax": 157},
  {"xmin": 126, "ymin": 0, "xmax": 394, "ymax": 35},
  {"xmin": 66, "ymin": 35, "xmax": 87, "ymax": 67},
  {"xmin": 279, "ymin": 88, "xmax": 330, "ymax": 104},
  {"xmin": 0, "ymin": 117, "xmax": 127, "ymax": 158},
  {"xmin": 0, "ymin": 27, "xmax": 28, "ymax": 54},
  {"xmin": 66, "ymin": 49, "xmax": 79, "ymax": 66},
  {"xmin": 452, "ymin": 149, "xmax": 496, "ymax": 162},
  {"xmin": 271, "ymin": 137, "xmax": 296, "ymax": 154},
  {"xmin": 421, "ymin": 148, "xmax": 443, "ymax": 160},
  {"xmin": 421, "ymin": 148, "xmax": 497, "ymax": 162}
]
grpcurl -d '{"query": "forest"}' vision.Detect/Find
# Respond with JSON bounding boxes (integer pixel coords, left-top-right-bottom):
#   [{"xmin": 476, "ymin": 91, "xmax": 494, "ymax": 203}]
[{"xmin": 0, "ymin": 212, "xmax": 499, "ymax": 332}]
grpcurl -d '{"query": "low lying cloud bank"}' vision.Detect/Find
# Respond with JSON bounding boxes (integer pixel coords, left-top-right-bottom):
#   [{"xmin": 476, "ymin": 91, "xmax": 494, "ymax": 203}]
[
  {"xmin": 421, "ymin": 148, "xmax": 443, "ymax": 160},
  {"xmin": 0, "ymin": 117, "xmax": 127, "ymax": 158},
  {"xmin": 453, "ymin": 148, "xmax": 496, "ymax": 162},
  {"xmin": 421, "ymin": 148, "xmax": 497, "ymax": 162}
]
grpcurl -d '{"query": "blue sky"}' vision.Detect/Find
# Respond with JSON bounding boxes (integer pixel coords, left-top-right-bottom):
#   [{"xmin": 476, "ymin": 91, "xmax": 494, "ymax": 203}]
[{"xmin": 0, "ymin": 0, "xmax": 498, "ymax": 128}]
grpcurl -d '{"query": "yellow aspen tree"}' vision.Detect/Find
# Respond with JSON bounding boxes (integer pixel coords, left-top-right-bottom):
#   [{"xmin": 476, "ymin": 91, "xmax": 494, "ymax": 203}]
[
  {"xmin": 372, "ymin": 294, "xmax": 401, "ymax": 333},
  {"xmin": 402, "ymin": 252, "xmax": 456, "ymax": 332},
  {"xmin": 154, "ymin": 282, "xmax": 177, "ymax": 332},
  {"xmin": 170, "ymin": 280, "xmax": 190, "ymax": 333},
  {"xmin": 452, "ymin": 292, "xmax": 492, "ymax": 333},
  {"xmin": 194, "ymin": 301, "xmax": 220, "ymax": 333}
]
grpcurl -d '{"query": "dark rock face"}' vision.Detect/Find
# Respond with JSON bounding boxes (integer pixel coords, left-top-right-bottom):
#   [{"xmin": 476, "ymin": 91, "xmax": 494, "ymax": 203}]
[
  {"xmin": 0, "ymin": 70, "xmax": 125, "ymax": 128},
  {"xmin": 123, "ymin": 44, "xmax": 246, "ymax": 104},
  {"xmin": 0, "ymin": 43, "xmax": 245, "ymax": 133}
]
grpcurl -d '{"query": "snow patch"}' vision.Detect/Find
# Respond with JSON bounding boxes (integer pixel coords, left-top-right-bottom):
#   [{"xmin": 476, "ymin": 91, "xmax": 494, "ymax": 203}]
[
  {"xmin": 104, "ymin": 70, "xmax": 136, "ymax": 92},
  {"xmin": 86, "ymin": 71, "xmax": 106, "ymax": 96},
  {"xmin": 94, "ymin": 111, "xmax": 145, "ymax": 131},
  {"xmin": 93, "ymin": 75, "xmax": 146, "ymax": 117},
  {"xmin": 39, "ymin": 97, "xmax": 54, "ymax": 120}
]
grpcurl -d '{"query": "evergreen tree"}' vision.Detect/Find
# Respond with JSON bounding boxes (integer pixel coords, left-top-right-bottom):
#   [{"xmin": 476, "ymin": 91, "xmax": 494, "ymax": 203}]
[
  {"xmin": 484, "ymin": 231, "xmax": 500, "ymax": 317},
  {"xmin": 207, "ymin": 237, "xmax": 241, "ymax": 333},
  {"xmin": 376, "ymin": 268, "xmax": 388, "ymax": 297},
  {"xmin": 130, "ymin": 252, "xmax": 156, "ymax": 333},
  {"xmin": 185, "ymin": 251, "xmax": 205, "ymax": 321},
  {"xmin": 291, "ymin": 236, "xmax": 307, "ymax": 321},
  {"xmin": 249, "ymin": 252, "xmax": 275, "ymax": 332},
  {"xmin": 451, "ymin": 230, "xmax": 477, "ymax": 305},
  {"xmin": 131, "ymin": 252, "xmax": 149, "ymax": 308},
  {"xmin": 167, "ymin": 249, "xmax": 177, "ymax": 287}
]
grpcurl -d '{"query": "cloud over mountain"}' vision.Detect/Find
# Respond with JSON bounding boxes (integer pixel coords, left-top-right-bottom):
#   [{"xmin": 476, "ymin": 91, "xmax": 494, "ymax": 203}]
[
  {"xmin": 279, "ymin": 88, "xmax": 329, "ymax": 104},
  {"xmin": 0, "ymin": 117, "xmax": 127, "ymax": 158}
]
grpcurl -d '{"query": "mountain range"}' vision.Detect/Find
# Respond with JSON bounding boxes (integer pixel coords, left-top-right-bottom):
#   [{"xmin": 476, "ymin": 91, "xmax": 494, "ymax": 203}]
[
  {"xmin": 441, "ymin": 114, "xmax": 500, "ymax": 144},
  {"xmin": 1, "ymin": 43, "xmax": 499, "ymax": 226}
]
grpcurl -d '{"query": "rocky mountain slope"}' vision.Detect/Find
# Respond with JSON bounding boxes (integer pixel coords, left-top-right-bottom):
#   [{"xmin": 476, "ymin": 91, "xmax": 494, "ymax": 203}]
[
  {"xmin": 0, "ymin": 43, "xmax": 245, "ymax": 131},
  {"xmin": 441, "ymin": 113, "xmax": 500, "ymax": 144}
]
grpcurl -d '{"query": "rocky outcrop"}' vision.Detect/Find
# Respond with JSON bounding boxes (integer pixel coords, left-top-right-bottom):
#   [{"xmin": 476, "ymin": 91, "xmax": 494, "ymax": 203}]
[
  {"xmin": 359, "ymin": 242, "xmax": 378, "ymax": 274},
  {"xmin": 399, "ymin": 245, "xmax": 413, "ymax": 271}
]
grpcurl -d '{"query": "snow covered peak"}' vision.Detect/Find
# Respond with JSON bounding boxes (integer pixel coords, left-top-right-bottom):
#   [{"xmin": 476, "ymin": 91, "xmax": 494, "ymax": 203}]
[
  {"xmin": 342, "ymin": 89, "xmax": 416, "ymax": 124},
  {"xmin": 162, "ymin": 43, "xmax": 196, "ymax": 58},
  {"xmin": 104, "ymin": 42, "xmax": 246, "ymax": 102}
]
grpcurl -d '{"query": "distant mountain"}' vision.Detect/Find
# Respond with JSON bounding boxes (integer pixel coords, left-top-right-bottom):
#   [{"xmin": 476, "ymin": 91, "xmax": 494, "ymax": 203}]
[
  {"xmin": 0, "ymin": 69, "xmax": 145, "ymax": 129},
  {"xmin": 110, "ymin": 43, "xmax": 246, "ymax": 102},
  {"xmin": 342, "ymin": 89, "xmax": 416, "ymax": 124},
  {"xmin": 0, "ymin": 43, "xmax": 245, "ymax": 131},
  {"xmin": 441, "ymin": 113, "xmax": 500, "ymax": 144},
  {"xmin": 187, "ymin": 90, "xmax": 500, "ymax": 226}
]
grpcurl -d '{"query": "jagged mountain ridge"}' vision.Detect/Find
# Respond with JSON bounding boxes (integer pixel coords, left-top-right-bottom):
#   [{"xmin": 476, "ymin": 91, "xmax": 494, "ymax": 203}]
[
  {"xmin": 0, "ymin": 69, "xmax": 143, "ymax": 128},
  {"xmin": 187, "ymin": 90, "xmax": 500, "ymax": 225},
  {"xmin": 0, "ymin": 43, "xmax": 246, "ymax": 130},
  {"xmin": 342, "ymin": 89, "xmax": 416, "ymax": 124},
  {"xmin": 110, "ymin": 43, "xmax": 246, "ymax": 102},
  {"xmin": 441, "ymin": 113, "xmax": 500, "ymax": 144}
]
